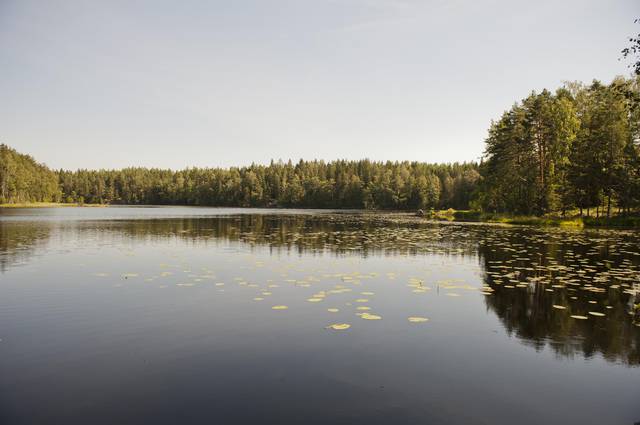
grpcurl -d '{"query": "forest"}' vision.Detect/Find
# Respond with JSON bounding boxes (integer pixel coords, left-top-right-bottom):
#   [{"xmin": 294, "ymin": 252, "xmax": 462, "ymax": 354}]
[
  {"xmin": 1, "ymin": 76, "xmax": 639, "ymax": 216},
  {"xmin": 478, "ymin": 76, "xmax": 640, "ymax": 217},
  {"xmin": 56, "ymin": 160, "xmax": 479, "ymax": 210},
  {"xmin": 0, "ymin": 144, "xmax": 478, "ymax": 210},
  {"xmin": 0, "ymin": 144, "xmax": 60, "ymax": 204}
]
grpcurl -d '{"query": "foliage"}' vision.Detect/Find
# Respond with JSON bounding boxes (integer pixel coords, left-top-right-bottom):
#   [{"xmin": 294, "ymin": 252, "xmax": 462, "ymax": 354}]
[
  {"xmin": 0, "ymin": 144, "xmax": 61, "ymax": 204},
  {"xmin": 478, "ymin": 76, "xmax": 640, "ymax": 217},
  {"xmin": 621, "ymin": 18, "xmax": 640, "ymax": 76},
  {"xmin": 54, "ymin": 160, "xmax": 480, "ymax": 210}
]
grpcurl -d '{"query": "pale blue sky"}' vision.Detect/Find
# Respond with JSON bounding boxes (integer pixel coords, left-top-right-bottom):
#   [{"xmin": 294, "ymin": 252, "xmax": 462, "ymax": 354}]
[{"xmin": 1, "ymin": 0, "xmax": 637, "ymax": 170}]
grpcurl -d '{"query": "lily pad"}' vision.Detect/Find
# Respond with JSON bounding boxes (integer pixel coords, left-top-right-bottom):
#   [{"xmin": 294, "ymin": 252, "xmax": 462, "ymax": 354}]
[
  {"xmin": 327, "ymin": 323, "xmax": 351, "ymax": 330},
  {"xmin": 570, "ymin": 315, "xmax": 588, "ymax": 320},
  {"xmin": 360, "ymin": 312, "xmax": 382, "ymax": 320}
]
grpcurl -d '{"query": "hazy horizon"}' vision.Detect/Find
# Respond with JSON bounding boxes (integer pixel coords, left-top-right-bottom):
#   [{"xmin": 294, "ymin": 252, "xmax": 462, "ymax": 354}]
[{"xmin": 1, "ymin": 0, "xmax": 637, "ymax": 170}]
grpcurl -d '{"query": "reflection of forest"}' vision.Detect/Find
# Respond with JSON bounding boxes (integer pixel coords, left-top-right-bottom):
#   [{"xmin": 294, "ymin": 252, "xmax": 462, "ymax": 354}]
[
  {"xmin": 0, "ymin": 222, "xmax": 52, "ymax": 272},
  {"xmin": 6, "ymin": 215, "xmax": 480, "ymax": 257},
  {"xmin": 105, "ymin": 215, "xmax": 481, "ymax": 257},
  {"xmin": 0, "ymin": 215, "xmax": 479, "ymax": 270},
  {"xmin": 2, "ymin": 214, "xmax": 639, "ymax": 364},
  {"xmin": 477, "ymin": 228, "xmax": 640, "ymax": 365}
]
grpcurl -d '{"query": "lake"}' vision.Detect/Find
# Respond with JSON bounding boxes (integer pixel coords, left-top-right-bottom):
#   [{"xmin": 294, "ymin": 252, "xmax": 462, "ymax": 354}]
[{"xmin": 1, "ymin": 206, "xmax": 639, "ymax": 425}]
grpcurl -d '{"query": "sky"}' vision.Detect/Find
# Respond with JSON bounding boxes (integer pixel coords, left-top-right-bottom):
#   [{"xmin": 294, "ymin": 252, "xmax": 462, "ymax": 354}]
[{"xmin": 0, "ymin": 0, "xmax": 638, "ymax": 170}]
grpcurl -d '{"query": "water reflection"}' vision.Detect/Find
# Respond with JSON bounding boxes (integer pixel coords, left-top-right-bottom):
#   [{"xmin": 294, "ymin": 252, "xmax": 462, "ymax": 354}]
[
  {"xmin": 1, "ymin": 212, "xmax": 639, "ymax": 366},
  {"xmin": 0, "ymin": 221, "xmax": 52, "ymax": 272},
  {"xmin": 1, "ymin": 214, "xmax": 481, "ymax": 263},
  {"xmin": 476, "ymin": 227, "xmax": 640, "ymax": 365}
]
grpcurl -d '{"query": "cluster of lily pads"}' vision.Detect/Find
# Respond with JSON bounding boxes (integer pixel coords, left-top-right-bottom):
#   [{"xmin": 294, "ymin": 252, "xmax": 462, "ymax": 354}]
[
  {"xmin": 92, "ymin": 218, "xmax": 640, "ymax": 336},
  {"xmin": 479, "ymin": 228, "xmax": 640, "ymax": 325}
]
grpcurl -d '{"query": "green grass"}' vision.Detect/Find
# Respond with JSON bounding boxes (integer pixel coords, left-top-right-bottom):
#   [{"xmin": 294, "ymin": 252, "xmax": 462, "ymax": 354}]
[
  {"xmin": 427, "ymin": 209, "xmax": 639, "ymax": 228},
  {"xmin": 479, "ymin": 214, "xmax": 583, "ymax": 227},
  {"xmin": 582, "ymin": 215, "xmax": 640, "ymax": 228}
]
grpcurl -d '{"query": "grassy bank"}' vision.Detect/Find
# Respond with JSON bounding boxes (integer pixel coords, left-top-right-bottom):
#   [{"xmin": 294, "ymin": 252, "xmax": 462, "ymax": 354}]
[
  {"xmin": 428, "ymin": 209, "xmax": 640, "ymax": 228},
  {"xmin": 582, "ymin": 215, "xmax": 640, "ymax": 228},
  {"xmin": 0, "ymin": 202, "xmax": 106, "ymax": 208}
]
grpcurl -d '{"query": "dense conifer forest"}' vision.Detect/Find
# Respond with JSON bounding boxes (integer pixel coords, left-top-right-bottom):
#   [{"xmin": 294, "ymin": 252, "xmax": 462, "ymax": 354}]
[
  {"xmin": 0, "ymin": 144, "xmax": 479, "ymax": 209},
  {"xmin": 56, "ymin": 161, "xmax": 479, "ymax": 210},
  {"xmin": 1, "ymin": 76, "xmax": 639, "ymax": 216}
]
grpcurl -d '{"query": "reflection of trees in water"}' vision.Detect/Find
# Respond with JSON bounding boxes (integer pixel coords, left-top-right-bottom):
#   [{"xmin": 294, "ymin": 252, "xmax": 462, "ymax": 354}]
[
  {"xmin": 87, "ymin": 215, "xmax": 481, "ymax": 258},
  {"xmin": 0, "ymin": 215, "xmax": 480, "ymax": 272},
  {"xmin": 477, "ymin": 227, "xmax": 640, "ymax": 365},
  {"xmin": 0, "ymin": 222, "xmax": 52, "ymax": 272}
]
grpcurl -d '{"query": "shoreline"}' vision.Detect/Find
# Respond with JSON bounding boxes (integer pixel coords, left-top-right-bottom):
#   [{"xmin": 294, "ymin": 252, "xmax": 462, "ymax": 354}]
[
  {"xmin": 430, "ymin": 210, "xmax": 640, "ymax": 229},
  {"xmin": 0, "ymin": 202, "xmax": 107, "ymax": 208},
  {"xmin": 1, "ymin": 203, "xmax": 638, "ymax": 228}
]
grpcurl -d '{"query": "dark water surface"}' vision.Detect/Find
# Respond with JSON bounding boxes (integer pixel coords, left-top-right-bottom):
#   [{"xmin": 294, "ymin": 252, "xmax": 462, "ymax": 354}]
[{"xmin": 1, "ymin": 207, "xmax": 639, "ymax": 425}]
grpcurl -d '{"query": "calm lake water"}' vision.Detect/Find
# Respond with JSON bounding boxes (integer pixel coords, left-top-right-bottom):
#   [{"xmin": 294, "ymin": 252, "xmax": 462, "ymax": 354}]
[{"xmin": 1, "ymin": 206, "xmax": 639, "ymax": 425}]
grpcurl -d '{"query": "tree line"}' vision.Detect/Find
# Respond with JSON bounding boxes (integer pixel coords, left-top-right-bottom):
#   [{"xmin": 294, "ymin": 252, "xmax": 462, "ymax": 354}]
[
  {"xmin": 56, "ymin": 161, "xmax": 480, "ymax": 210},
  {"xmin": 0, "ymin": 144, "xmax": 480, "ymax": 209},
  {"xmin": 1, "ymin": 76, "xmax": 639, "ymax": 215},
  {"xmin": 477, "ymin": 76, "xmax": 640, "ymax": 217}
]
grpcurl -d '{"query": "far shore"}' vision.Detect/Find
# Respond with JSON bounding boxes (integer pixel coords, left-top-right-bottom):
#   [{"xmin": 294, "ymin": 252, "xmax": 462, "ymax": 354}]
[{"xmin": 0, "ymin": 202, "xmax": 107, "ymax": 208}]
